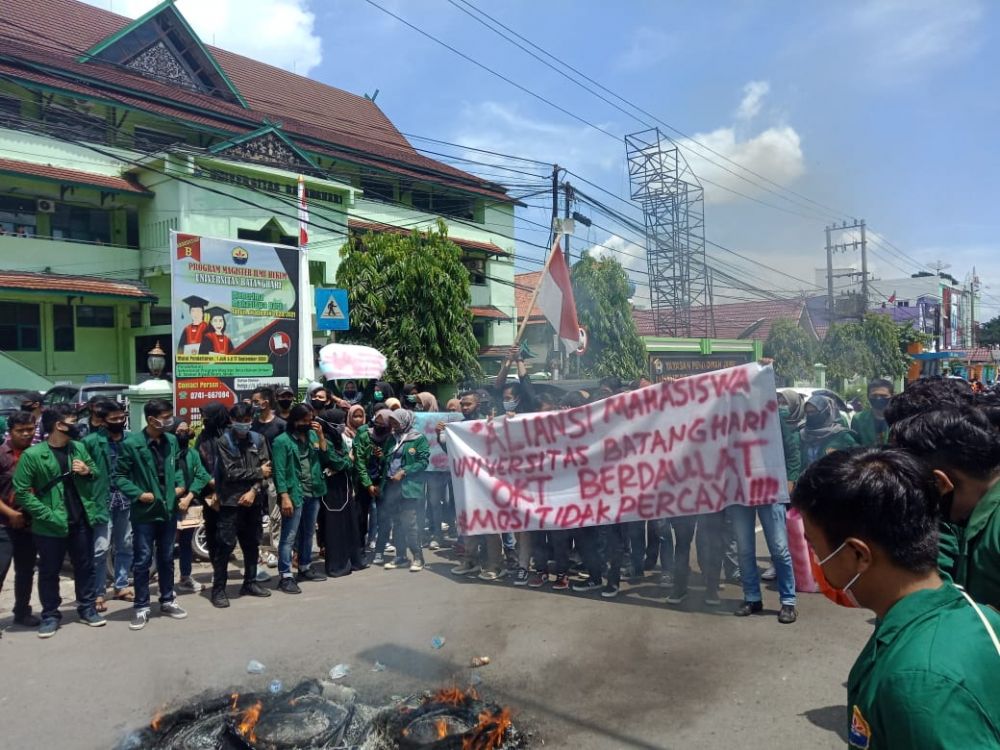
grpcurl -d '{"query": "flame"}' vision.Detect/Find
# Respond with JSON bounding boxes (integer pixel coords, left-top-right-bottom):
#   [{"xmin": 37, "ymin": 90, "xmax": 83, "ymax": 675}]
[
  {"xmin": 230, "ymin": 693, "xmax": 240, "ymax": 711},
  {"xmin": 463, "ymin": 706, "xmax": 513, "ymax": 750},
  {"xmin": 435, "ymin": 717, "xmax": 450, "ymax": 740},
  {"xmin": 151, "ymin": 708, "xmax": 165, "ymax": 732},
  {"xmin": 235, "ymin": 700, "xmax": 263, "ymax": 744},
  {"xmin": 433, "ymin": 686, "xmax": 477, "ymax": 706}
]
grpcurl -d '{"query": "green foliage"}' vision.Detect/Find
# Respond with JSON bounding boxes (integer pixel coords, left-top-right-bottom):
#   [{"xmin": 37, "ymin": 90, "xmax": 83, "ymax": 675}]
[
  {"xmin": 861, "ymin": 313, "xmax": 910, "ymax": 379},
  {"xmin": 979, "ymin": 315, "xmax": 1000, "ymax": 347},
  {"xmin": 821, "ymin": 313, "xmax": 918, "ymax": 388},
  {"xmin": 821, "ymin": 321, "xmax": 872, "ymax": 386},
  {"xmin": 335, "ymin": 222, "xmax": 483, "ymax": 383},
  {"xmin": 569, "ymin": 255, "xmax": 647, "ymax": 380},
  {"xmin": 764, "ymin": 318, "xmax": 816, "ymax": 385}
]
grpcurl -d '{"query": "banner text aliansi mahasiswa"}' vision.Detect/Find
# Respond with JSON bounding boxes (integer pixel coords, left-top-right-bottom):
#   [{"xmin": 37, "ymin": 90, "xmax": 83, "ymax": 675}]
[{"xmin": 447, "ymin": 363, "xmax": 789, "ymax": 536}]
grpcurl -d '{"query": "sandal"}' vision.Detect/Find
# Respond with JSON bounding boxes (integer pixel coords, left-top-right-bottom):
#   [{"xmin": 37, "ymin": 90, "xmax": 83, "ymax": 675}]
[
  {"xmin": 95, "ymin": 596, "xmax": 108, "ymax": 613},
  {"xmin": 114, "ymin": 587, "xmax": 135, "ymax": 602}
]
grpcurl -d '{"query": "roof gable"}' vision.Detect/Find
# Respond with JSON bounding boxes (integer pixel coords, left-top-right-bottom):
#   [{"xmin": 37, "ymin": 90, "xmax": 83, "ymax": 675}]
[
  {"xmin": 208, "ymin": 124, "xmax": 317, "ymax": 171},
  {"xmin": 78, "ymin": 0, "xmax": 247, "ymax": 107}
]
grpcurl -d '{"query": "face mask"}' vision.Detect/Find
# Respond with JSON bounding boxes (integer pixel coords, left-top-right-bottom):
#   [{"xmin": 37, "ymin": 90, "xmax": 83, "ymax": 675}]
[
  {"xmin": 373, "ymin": 391, "xmax": 384, "ymax": 402},
  {"xmin": 406, "ymin": 394, "xmax": 417, "ymax": 404},
  {"xmin": 344, "ymin": 389, "xmax": 358, "ymax": 400},
  {"xmin": 277, "ymin": 398, "xmax": 293, "ymax": 410},
  {"xmin": 60, "ymin": 423, "xmax": 81, "ymax": 440},
  {"xmin": 805, "ymin": 412, "xmax": 826, "ymax": 429},
  {"xmin": 154, "ymin": 417, "xmax": 175, "ymax": 431},
  {"xmin": 373, "ymin": 424, "xmax": 391, "ymax": 440},
  {"xmin": 869, "ymin": 396, "xmax": 889, "ymax": 411},
  {"xmin": 252, "ymin": 405, "xmax": 263, "ymax": 417},
  {"xmin": 231, "ymin": 422, "xmax": 253, "ymax": 438},
  {"xmin": 816, "ymin": 541, "xmax": 862, "ymax": 608},
  {"xmin": 105, "ymin": 422, "xmax": 125, "ymax": 435},
  {"xmin": 503, "ymin": 400, "xmax": 518, "ymax": 413},
  {"xmin": 778, "ymin": 405, "xmax": 790, "ymax": 419},
  {"xmin": 310, "ymin": 399, "xmax": 327, "ymax": 411},
  {"xmin": 295, "ymin": 423, "xmax": 312, "ymax": 434},
  {"xmin": 175, "ymin": 431, "xmax": 191, "ymax": 449}
]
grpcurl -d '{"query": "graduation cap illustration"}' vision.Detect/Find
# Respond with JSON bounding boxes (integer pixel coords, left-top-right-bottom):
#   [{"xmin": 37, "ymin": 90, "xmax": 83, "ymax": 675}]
[
  {"xmin": 204, "ymin": 305, "xmax": 230, "ymax": 318},
  {"xmin": 182, "ymin": 295, "xmax": 209, "ymax": 310}
]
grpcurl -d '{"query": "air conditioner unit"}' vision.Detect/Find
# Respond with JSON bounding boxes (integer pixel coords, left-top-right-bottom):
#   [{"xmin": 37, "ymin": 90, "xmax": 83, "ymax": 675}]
[{"xmin": 36, "ymin": 198, "xmax": 56, "ymax": 213}]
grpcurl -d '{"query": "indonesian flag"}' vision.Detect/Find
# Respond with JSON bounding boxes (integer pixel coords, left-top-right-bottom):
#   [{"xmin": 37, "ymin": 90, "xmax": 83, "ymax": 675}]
[
  {"xmin": 536, "ymin": 239, "xmax": 580, "ymax": 352},
  {"xmin": 297, "ymin": 175, "xmax": 309, "ymax": 251},
  {"xmin": 888, "ymin": 292, "xmax": 896, "ymax": 303}
]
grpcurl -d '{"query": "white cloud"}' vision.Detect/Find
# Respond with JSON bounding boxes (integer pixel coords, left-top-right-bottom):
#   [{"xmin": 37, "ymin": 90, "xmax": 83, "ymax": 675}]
[
  {"xmin": 614, "ymin": 27, "xmax": 676, "ymax": 71},
  {"xmin": 736, "ymin": 80, "xmax": 769, "ymax": 121},
  {"xmin": 850, "ymin": 0, "xmax": 983, "ymax": 71},
  {"xmin": 586, "ymin": 234, "xmax": 650, "ymax": 306},
  {"xmin": 81, "ymin": 0, "xmax": 322, "ymax": 74}
]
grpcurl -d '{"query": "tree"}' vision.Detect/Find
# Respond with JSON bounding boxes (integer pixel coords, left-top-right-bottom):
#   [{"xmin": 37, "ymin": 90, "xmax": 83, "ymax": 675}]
[
  {"xmin": 764, "ymin": 318, "xmax": 816, "ymax": 385},
  {"xmin": 335, "ymin": 222, "xmax": 483, "ymax": 383},
  {"xmin": 979, "ymin": 315, "xmax": 1000, "ymax": 347},
  {"xmin": 860, "ymin": 313, "xmax": 910, "ymax": 380},
  {"xmin": 821, "ymin": 321, "xmax": 872, "ymax": 389},
  {"xmin": 820, "ymin": 314, "xmax": 922, "ymax": 390},
  {"xmin": 569, "ymin": 255, "xmax": 647, "ymax": 380}
]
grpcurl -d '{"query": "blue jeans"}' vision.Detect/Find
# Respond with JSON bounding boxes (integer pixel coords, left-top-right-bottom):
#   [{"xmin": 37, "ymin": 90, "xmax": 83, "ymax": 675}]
[
  {"xmin": 278, "ymin": 503, "xmax": 303, "ymax": 577},
  {"xmin": 728, "ymin": 503, "xmax": 796, "ymax": 606},
  {"xmin": 91, "ymin": 506, "xmax": 134, "ymax": 596},
  {"xmin": 132, "ymin": 519, "xmax": 178, "ymax": 610},
  {"xmin": 296, "ymin": 496, "xmax": 321, "ymax": 570},
  {"xmin": 176, "ymin": 513, "xmax": 195, "ymax": 579}
]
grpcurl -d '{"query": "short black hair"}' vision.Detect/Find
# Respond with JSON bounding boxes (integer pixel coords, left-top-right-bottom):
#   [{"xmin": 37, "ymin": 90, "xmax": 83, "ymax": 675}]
[
  {"xmin": 868, "ymin": 378, "xmax": 894, "ymax": 394},
  {"xmin": 93, "ymin": 398, "xmax": 122, "ymax": 419},
  {"xmin": 560, "ymin": 391, "xmax": 589, "ymax": 409},
  {"xmin": 286, "ymin": 403, "xmax": 314, "ymax": 431},
  {"xmin": 889, "ymin": 406, "xmax": 1000, "ymax": 480},
  {"xmin": 884, "ymin": 377, "xmax": 974, "ymax": 426},
  {"xmin": 7, "ymin": 411, "xmax": 35, "ymax": 430},
  {"xmin": 20, "ymin": 391, "xmax": 44, "ymax": 407},
  {"xmin": 975, "ymin": 391, "xmax": 1000, "ymax": 431},
  {"xmin": 792, "ymin": 448, "xmax": 939, "ymax": 572},
  {"xmin": 252, "ymin": 387, "xmax": 275, "ymax": 408},
  {"xmin": 402, "ymin": 383, "xmax": 419, "ymax": 395},
  {"xmin": 230, "ymin": 402, "xmax": 254, "ymax": 421},
  {"xmin": 600, "ymin": 376, "xmax": 622, "ymax": 391},
  {"xmin": 41, "ymin": 403, "xmax": 75, "ymax": 434},
  {"xmin": 144, "ymin": 398, "xmax": 172, "ymax": 419}
]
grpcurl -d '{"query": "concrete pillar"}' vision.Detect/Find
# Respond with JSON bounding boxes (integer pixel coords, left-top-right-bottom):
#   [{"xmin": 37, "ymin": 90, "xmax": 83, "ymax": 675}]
[
  {"xmin": 126, "ymin": 378, "xmax": 172, "ymax": 431},
  {"xmin": 813, "ymin": 362, "xmax": 827, "ymax": 389}
]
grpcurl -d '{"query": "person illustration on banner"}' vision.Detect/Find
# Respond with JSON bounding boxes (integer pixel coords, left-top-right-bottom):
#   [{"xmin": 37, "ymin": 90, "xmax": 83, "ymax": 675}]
[
  {"xmin": 177, "ymin": 295, "xmax": 210, "ymax": 355},
  {"xmin": 199, "ymin": 306, "xmax": 235, "ymax": 355}
]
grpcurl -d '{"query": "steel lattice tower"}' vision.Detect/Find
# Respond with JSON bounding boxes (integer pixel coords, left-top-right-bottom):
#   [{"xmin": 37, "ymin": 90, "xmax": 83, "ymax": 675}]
[{"xmin": 625, "ymin": 128, "xmax": 714, "ymax": 337}]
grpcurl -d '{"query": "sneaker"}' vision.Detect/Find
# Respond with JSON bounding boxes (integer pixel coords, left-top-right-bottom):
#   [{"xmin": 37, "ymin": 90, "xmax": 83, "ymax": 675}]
[
  {"xmin": 601, "ymin": 584, "xmax": 620, "ymax": 599},
  {"xmin": 666, "ymin": 589, "xmax": 688, "ymax": 605},
  {"xmin": 704, "ymin": 591, "xmax": 722, "ymax": 606},
  {"xmin": 255, "ymin": 568, "xmax": 272, "ymax": 583},
  {"xmin": 658, "ymin": 572, "xmax": 674, "ymax": 588},
  {"xmin": 528, "ymin": 571, "xmax": 547, "ymax": 588},
  {"xmin": 384, "ymin": 544, "xmax": 396, "ymax": 555},
  {"xmin": 211, "ymin": 588, "xmax": 230, "ymax": 608},
  {"xmin": 451, "ymin": 562, "xmax": 480, "ymax": 577},
  {"xmin": 734, "ymin": 600, "xmax": 764, "ymax": 617},
  {"xmin": 410, "ymin": 560, "xmax": 425, "ymax": 572},
  {"xmin": 778, "ymin": 605, "xmax": 798, "ymax": 624},
  {"xmin": 129, "ymin": 609, "xmax": 150, "ymax": 631},
  {"xmin": 80, "ymin": 610, "xmax": 107, "ymax": 627},
  {"xmin": 478, "ymin": 570, "xmax": 500, "ymax": 581},
  {"xmin": 278, "ymin": 577, "xmax": 301, "ymax": 595},
  {"xmin": 384, "ymin": 558, "xmax": 408, "ymax": 570},
  {"xmin": 761, "ymin": 566, "xmax": 777, "ymax": 582},
  {"xmin": 264, "ymin": 552, "xmax": 278, "ymax": 569},
  {"xmin": 571, "ymin": 579, "xmax": 602, "ymax": 593},
  {"xmin": 14, "ymin": 613, "xmax": 41, "ymax": 627},
  {"xmin": 176, "ymin": 577, "xmax": 203, "ymax": 593},
  {"xmin": 514, "ymin": 568, "xmax": 530, "ymax": 586},
  {"xmin": 372, "ymin": 553, "xmax": 386, "ymax": 566},
  {"xmin": 240, "ymin": 582, "xmax": 272, "ymax": 598},
  {"xmin": 552, "ymin": 574, "xmax": 570, "ymax": 591},
  {"xmin": 37, "ymin": 618, "xmax": 59, "ymax": 638},
  {"xmin": 161, "ymin": 601, "xmax": 188, "ymax": 620},
  {"xmin": 497, "ymin": 566, "xmax": 513, "ymax": 579},
  {"xmin": 297, "ymin": 568, "xmax": 327, "ymax": 582},
  {"xmin": 429, "ymin": 540, "xmax": 441, "ymax": 551}
]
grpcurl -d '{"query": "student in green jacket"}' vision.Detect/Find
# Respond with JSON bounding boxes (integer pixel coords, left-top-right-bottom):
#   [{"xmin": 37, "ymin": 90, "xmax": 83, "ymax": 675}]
[
  {"xmin": 800, "ymin": 394, "xmax": 861, "ymax": 468},
  {"xmin": 793, "ymin": 447, "xmax": 1000, "ymax": 749},
  {"xmin": 271, "ymin": 403, "xmax": 329, "ymax": 593},
  {"xmin": 380, "ymin": 409, "xmax": 430, "ymax": 572},
  {"xmin": 853, "ymin": 379, "xmax": 894, "ymax": 447},
  {"xmin": 13, "ymin": 404, "xmax": 105, "ymax": 638},
  {"xmin": 891, "ymin": 406, "xmax": 1000, "ymax": 608},
  {"xmin": 114, "ymin": 398, "xmax": 189, "ymax": 631},
  {"xmin": 170, "ymin": 419, "xmax": 212, "ymax": 595}
]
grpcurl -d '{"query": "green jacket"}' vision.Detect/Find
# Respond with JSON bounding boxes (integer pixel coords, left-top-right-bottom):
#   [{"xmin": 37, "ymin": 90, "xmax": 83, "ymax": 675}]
[
  {"xmin": 176, "ymin": 447, "xmax": 212, "ymax": 499},
  {"xmin": 952, "ymin": 481, "xmax": 1000, "ymax": 609},
  {"xmin": 846, "ymin": 584, "xmax": 1000, "ymax": 749},
  {"xmin": 272, "ymin": 431, "xmax": 326, "ymax": 507},
  {"xmin": 382, "ymin": 432, "xmax": 430, "ymax": 500},
  {"xmin": 853, "ymin": 408, "xmax": 889, "ymax": 448},
  {"xmin": 352, "ymin": 424, "xmax": 375, "ymax": 489},
  {"xmin": 801, "ymin": 429, "xmax": 860, "ymax": 469},
  {"xmin": 13, "ymin": 440, "xmax": 103, "ymax": 537},
  {"xmin": 82, "ymin": 428, "xmax": 128, "ymax": 510},
  {"xmin": 114, "ymin": 430, "xmax": 182, "ymax": 524},
  {"xmin": 779, "ymin": 417, "xmax": 802, "ymax": 483}
]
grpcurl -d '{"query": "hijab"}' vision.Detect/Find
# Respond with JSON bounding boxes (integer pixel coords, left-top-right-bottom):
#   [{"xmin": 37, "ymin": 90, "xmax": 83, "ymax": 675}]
[
  {"xmin": 345, "ymin": 404, "xmax": 366, "ymax": 440},
  {"xmin": 446, "ymin": 398, "xmax": 461, "ymax": 413},
  {"xmin": 372, "ymin": 408, "xmax": 394, "ymax": 444},
  {"xmin": 801, "ymin": 394, "xmax": 847, "ymax": 444},
  {"xmin": 778, "ymin": 389, "xmax": 806, "ymax": 427},
  {"xmin": 388, "ymin": 408, "xmax": 420, "ymax": 447},
  {"xmin": 385, "ymin": 397, "xmax": 402, "ymax": 410},
  {"xmin": 418, "ymin": 392, "xmax": 439, "ymax": 412}
]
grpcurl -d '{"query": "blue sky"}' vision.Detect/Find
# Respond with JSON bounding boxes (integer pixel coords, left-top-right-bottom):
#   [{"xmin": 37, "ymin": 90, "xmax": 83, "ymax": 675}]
[{"xmin": 89, "ymin": 0, "xmax": 1000, "ymax": 315}]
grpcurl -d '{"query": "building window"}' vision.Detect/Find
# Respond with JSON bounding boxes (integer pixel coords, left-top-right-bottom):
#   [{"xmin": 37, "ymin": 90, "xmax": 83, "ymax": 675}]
[
  {"xmin": 50, "ymin": 204, "xmax": 113, "ymax": 244},
  {"xmin": 462, "ymin": 256, "xmax": 487, "ymax": 286},
  {"xmin": 53, "ymin": 305, "xmax": 75, "ymax": 351},
  {"xmin": 435, "ymin": 194, "xmax": 476, "ymax": 221},
  {"xmin": 0, "ymin": 94, "xmax": 19, "ymax": 127},
  {"xmin": 0, "ymin": 302, "xmax": 41, "ymax": 351},
  {"xmin": 410, "ymin": 189, "xmax": 432, "ymax": 213},
  {"xmin": 76, "ymin": 305, "xmax": 115, "ymax": 328},
  {"xmin": 360, "ymin": 174, "xmax": 395, "ymax": 202},
  {"xmin": 472, "ymin": 321, "xmax": 488, "ymax": 346}
]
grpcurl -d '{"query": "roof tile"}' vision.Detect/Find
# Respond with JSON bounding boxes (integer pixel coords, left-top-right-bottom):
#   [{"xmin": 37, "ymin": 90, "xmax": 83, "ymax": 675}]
[
  {"xmin": 0, "ymin": 157, "xmax": 150, "ymax": 194},
  {"xmin": 0, "ymin": 270, "xmax": 157, "ymax": 300}
]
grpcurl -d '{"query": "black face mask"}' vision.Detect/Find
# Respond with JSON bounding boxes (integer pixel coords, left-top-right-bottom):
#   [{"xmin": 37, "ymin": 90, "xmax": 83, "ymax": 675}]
[
  {"xmin": 277, "ymin": 398, "xmax": 294, "ymax": 410},
  {"xmin": 60, "ymin": 423, "xmax": 81, "ymax": 440},
  {"xmin": 805, "ymin": 412, "xmax": 826, "ymax": 429},
  {"xmin": 295, "ymin": 423, "xmax": 312, "ymax": 434},
  {"xmin": 105, "ymin": 422, "xmax": 125, "ymax": 435},
  {"xmin": 344, "ymin": 389, "xmax": 358, "ymax": 400},
  {"xmin": 869, "ymin": 396, "xmax": 890, "ymax": 411},
  {"xmin": 310, "ymin": 399, "xmax": 327, "ymax": 411},
  {"xmin": 175, "ymin": 432, "xmax": 191, "ymax": 450},
  {"xmin": 373, "ymin": 424, "xmax": 391, "ymax": 441}
]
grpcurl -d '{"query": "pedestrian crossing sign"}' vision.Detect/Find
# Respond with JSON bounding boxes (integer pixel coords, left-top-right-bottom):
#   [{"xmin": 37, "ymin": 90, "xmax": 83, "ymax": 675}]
[{"xmin": 314, "ymin": 288, "xmax": 350, "ymax": 331}]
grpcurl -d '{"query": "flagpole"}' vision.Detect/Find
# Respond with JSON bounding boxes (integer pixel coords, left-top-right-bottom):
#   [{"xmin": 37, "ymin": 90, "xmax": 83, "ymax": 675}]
[
  {"xmin": 297, "ymin": 176, "xmax": 314, "ymax": 387},
  {"xmin": 513, "ymin": 236, "xmax": 562, "ymax": 347}
]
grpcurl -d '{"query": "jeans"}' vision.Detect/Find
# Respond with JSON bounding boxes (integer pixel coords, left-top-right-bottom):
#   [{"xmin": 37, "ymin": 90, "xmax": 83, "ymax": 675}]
[
  {"xmin": 646, "ymin": 520, "xmax": 669, "ymax": 569},
  {"xmin": 394, "ymin": 494, "xmax": 422, "ymax": 563},
  {"xmin": 421, "ymin": 473, "xmax": 448, "ymax": 544},
  {"xmin": 728, "ymin": 503, "xmax": 796, "ymax": 606},
  {"xmin": 92, "ymin": 506, "xmax": 133, "ymax": 596},
  {"xmin": 277, "ymin": 503, "xmax": 303, "ymax": 577},
  {"xmin": 694, "ymin": 511, "xmax": 725, "ymax": 596},
  {"xmin": 666, "ymin": 516, "xmax": 697, "ymax": 591},
  {"xmin": 132, "ymin": 519, "xmax": 178, "ymax": 610},
  {"xmin": 573, "ymin": 526, "xmax": 604, "ymax": 584},
  {"xmin": 533, "ymin": 530, "xmax": 571, "ymax": 575},
  {"xmin": 605, "ymin": 521, "xmax": 646, "ymax": 586},
  {"xmin": 375, "ymin": 485, "xmax": 399, "ymax": 556},
  {"xmin": 35, "ymin": 524, "xmax": 96, "ymax": 621},
  {"xmin": 462, "ymin": 533, "xmax": 503, "ymax": 572},
  {"xmin": 0, "ymin": 525, "xmax": 36, "ymax": 619},
  {"xmin": 212, "ymin": 505, "xmax": 262, "ymax": 589},
  {"xmin": 296, "ymin": 496, "xmax": 321, "ymax": 571}
]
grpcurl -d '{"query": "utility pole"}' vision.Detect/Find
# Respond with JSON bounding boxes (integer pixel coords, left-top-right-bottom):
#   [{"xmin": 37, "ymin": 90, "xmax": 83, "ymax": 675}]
[
  {"xmin": 563, "ymin": 181, "xmax": 573, "ymax": 264},
  {"xmin": 859, "ymin": 220, "xmax": 868, "ymax": 311},
  {"xmin": 826, "ymin": 220, "xmax": 868, "ymax": 320},
  {"xmin": 825, "ymin": 225, "xmax": 834, "ymax": 320},
  {"xmin": 550, "ymin": 164, "xmax": 560, "ymax": 247},
  {"xmin": 970, "ymin": 267, "xmax": 980, "ymax": 348}
]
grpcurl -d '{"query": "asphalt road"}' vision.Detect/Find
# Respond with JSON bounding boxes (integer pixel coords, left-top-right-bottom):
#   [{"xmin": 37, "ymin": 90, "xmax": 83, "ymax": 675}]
[{"xmin": 0, "ymin": 539, "xmax": 869, "ymax": 750}]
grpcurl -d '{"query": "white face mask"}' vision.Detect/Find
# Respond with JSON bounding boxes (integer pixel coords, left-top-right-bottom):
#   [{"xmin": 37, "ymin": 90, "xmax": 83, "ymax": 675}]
[{"xmin": 817, "ymin": 540, "xmax": 863, "ymax": 608}]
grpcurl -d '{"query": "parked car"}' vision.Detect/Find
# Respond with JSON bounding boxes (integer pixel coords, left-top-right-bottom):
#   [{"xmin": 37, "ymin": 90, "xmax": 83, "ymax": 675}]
[
  {"xmin": 43, "ymin": 383, "xmax": 128, "ymax": 411},
  {"xmin": 0, "ymin": 388, "xmax": 34, "ymax": 420}
]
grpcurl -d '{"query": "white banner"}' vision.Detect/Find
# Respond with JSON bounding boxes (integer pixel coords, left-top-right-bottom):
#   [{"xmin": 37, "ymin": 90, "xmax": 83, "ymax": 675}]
[
  {"xmin": 447, "ymin": 363, "xmax": 789, "ymax": 535},
  {"xmin": 318, "ymin": 343, "xmax": 387, "ymax": 380}
]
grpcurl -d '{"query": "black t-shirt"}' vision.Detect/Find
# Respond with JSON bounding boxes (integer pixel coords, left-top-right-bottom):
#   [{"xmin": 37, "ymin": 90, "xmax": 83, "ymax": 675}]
[
  {"xmin": 51, "ymin": 444, "xmax": 85, "ymax": 527},
  {"xmin": 252, "ymin": 415, "xmax": 286, "ymax": 448}
]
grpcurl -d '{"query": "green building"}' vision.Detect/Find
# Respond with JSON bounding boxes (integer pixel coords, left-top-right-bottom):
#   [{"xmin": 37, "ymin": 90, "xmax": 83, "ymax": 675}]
[{"xmin": 0, "ymin": 0, "xmax": 517, "ymax": 387}]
